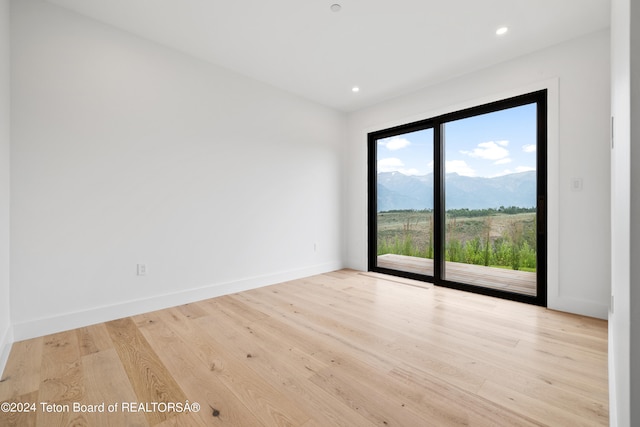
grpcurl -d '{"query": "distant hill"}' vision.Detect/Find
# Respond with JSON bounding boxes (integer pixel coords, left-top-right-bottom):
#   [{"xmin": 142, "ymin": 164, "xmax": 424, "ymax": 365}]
[{"xmin": 377, "ymin": 170, "xmax": 536, "ymax": 212}]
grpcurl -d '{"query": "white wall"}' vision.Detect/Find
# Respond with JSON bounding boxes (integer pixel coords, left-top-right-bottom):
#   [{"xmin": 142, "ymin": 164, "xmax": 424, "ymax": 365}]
[
  {"xmin": 0, "ymin": 0, "xmax": 12, "ymax": 374},
  {"xmin": 346, "ymin": 30, "xmax": 611, "ymax": 319},
  {"xmin": 10, "ymin": 0, "xmax": 346, "ymax": 339},
  {"xmin": 610, "ymin": 0, "xmax": 639, "ymax": 425},
  {"xmin": 629, "ymin": 4, "xmax": 640, "ymax": 424},
  {"xmin": 631, "ymin": 3, "xmax": 640, "ymax": 422}
]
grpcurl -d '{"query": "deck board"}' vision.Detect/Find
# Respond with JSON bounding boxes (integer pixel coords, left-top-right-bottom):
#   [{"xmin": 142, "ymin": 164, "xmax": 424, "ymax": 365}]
[{"xmin": 377, "ymin": 253, "xmax": 537, "ymax": 296}]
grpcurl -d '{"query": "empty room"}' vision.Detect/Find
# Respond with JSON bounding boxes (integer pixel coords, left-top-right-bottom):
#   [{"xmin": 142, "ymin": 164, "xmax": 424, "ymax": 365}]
[{"xmin": 0, "ymin": 0, "xmax": 637, "ymax": 426}]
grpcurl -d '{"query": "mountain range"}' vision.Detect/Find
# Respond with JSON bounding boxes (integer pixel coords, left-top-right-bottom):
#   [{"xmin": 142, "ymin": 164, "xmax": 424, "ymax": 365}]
[{"xmin": 377, "ymin": 170, "xmax": 536, "ymax": 212}]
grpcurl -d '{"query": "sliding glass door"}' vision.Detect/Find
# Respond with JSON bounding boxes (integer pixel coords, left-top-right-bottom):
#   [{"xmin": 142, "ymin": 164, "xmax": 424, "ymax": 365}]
[
  {"xmin": 443, "ymin": 104, "xmax": 539, "ymax": 296},
  {"xmin": 368, "ymin": 90, "xmax": 547, "ymax": 306},
  {"xmin": 374, "ymin": 128, "xmax": 434, "ymax": 277}
]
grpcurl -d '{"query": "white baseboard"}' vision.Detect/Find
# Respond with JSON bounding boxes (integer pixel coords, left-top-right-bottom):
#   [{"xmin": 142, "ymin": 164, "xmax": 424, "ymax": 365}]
[
  {"xmin": 548, "ymin": 296, "xmax": 608, "ymax": 320},
  {"xmin": 13, "ymin": 261, "xmax": 343, "ymax": 341},
  {"xmin": 0, "ymin": 324, "xmax": 14, "ymax": 378},
  {"xmin": 345, "ymin": 257, "xmax": 367, "ymax": 272}
]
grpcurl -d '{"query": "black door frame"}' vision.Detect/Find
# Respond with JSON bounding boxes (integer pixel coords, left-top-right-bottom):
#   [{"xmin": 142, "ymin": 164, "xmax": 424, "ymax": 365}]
[{"xmin": 368, "ymin": 90, "xmax": 547, "ymax": 307}]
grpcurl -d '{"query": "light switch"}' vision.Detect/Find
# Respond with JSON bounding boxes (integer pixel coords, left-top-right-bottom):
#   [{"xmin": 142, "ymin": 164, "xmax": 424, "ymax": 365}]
[{"xmin": 571, "ymin": 178, "xmax": 583, "ymax": 192}]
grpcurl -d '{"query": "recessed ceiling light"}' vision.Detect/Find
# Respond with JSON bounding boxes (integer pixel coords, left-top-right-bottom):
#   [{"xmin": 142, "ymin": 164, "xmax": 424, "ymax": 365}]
[
  {"xmin": 496, "ymin": 27, "xmax": 509, "ymax": 36},
  {"xmin": 330, "ymin": 4, "xmax": 342, "ymax": 12},
  {"xmin": 352, "ymin": 86, "xmax": 360, "ymax": 93}
]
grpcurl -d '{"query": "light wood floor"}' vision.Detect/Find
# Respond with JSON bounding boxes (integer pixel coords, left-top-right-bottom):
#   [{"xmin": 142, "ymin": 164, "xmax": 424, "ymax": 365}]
[
  {"xmin": 0, "ymin": 270, "xmax": 608, "ymax": 426},
  {"xmin": 377, "ymin": 254, "xmax": 537, "ymax": 296}
]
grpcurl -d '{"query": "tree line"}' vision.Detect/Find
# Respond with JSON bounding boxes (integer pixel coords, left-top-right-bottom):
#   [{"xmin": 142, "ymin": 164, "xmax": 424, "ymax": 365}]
[{"xmin": 380, "ymin": 206, "xmax": 536, "ymax": 217}]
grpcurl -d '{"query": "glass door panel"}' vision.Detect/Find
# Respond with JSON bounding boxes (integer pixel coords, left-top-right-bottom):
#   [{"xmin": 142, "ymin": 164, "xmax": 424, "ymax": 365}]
[
  {"xmin": 375, "ymin": 128, "xmax": 434, "ymax": 276},
  {"xmin": 443, "ymin": 104, "xmax": 538, "ymax": 296},
  {"xmin": 369, "ymin": 90, "xmax": 546, "ymax": 306}
]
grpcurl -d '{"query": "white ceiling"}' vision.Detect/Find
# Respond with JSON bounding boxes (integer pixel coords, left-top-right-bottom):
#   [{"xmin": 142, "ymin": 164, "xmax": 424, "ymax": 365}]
[{"xmin": 45, "ymin": 0, "xmax": 610, "ymax": 112}]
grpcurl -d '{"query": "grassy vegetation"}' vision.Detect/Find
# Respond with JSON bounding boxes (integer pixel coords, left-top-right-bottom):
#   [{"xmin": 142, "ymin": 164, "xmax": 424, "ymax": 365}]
[{"xmin": 377, "ymin": 208, "xmax": 537, "ymax": 271}]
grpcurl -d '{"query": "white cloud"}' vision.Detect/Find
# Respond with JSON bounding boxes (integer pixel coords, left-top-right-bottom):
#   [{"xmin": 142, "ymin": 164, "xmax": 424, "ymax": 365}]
[
  {"xmin": 488, "ymin": 165, "xmax": 535, "ymax": 177},
  {"xmin": 446, "ymin": 160, "xmax": 475, "ymax": 177},
  {"xmin": 377, "ymin": 157, "xmax": 422, "ymax": 175},
  {"xmin": 461, "ymin": 141, "xmax": 509, "ymax": 161},
  {"xmin": 378, "ymin": 136, "xmax": 411, "ymax": 151},
  {"xmin": 515, "ymin": 166, "xmax": 536, "ymax": 173},
  {"xmin": 522, "ymin": 144, "xmax": 536, "ymax": 153},
  {"xmin": 400, "ymin": 168, "xmax": 421, "ymax": 176},
  {"xmin": 378, "ymin": 157, "xmax": 404, "ymax": 172},
  {"xmin": 494, "ymin": 158, "xmax": 512, "ymax": 165}
]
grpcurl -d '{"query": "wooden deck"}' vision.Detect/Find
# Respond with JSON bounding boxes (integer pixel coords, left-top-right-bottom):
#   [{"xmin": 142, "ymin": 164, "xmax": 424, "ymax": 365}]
[{"xmin": 377, "ymin": 253, "xmax": 537, "ymax": 296}]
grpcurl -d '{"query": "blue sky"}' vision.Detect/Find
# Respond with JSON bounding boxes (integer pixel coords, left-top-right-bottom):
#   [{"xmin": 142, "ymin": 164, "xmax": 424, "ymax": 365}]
[{"xmin": 377, "ymin": 103, "xmax": 537, "ymax": 178}]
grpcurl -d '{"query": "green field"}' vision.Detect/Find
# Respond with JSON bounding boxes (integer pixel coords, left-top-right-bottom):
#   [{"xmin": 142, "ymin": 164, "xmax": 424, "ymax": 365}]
[{"xmin": 377, "ymin": 209, "xmax": 537, "ymax": 271}]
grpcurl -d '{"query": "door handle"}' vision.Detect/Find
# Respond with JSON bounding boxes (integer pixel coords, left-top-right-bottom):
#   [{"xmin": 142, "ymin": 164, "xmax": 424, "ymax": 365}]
[{"xmin": 537, "ymin": 196, "xmax": 546, "ymax": 236}]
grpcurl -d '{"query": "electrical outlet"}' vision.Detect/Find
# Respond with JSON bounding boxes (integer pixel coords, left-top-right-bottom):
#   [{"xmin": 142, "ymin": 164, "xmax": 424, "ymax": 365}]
[
  {"xmin": 137, "ymin": 264, "xmax": 147, "ymax": 276},
  {"xmin": 571, "ymin": 178, "xmax": 583, "ymax": 192}
]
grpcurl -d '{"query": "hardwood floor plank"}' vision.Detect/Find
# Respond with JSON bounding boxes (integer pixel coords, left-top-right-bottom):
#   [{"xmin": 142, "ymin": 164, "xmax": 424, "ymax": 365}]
[
  {"xmin": 0, "ymin": 337, "xmax": 43, "ymax": 401},
  {"xmin": 196, "ymin": 302, "xmax": 374, "ymax": 426},
  {"xmin": 153, "ymin": 412, "xmax": 209, "ymax": 427},
  {"xmin": 174, "ymin": 303, "xmax": 209, "ymax": 321},
  {"xmin": 0, "ymin": 390, "xmax": 39, "ymax": 427},
  {"xmin": 477, "ymin": 380, "xmax": 607, "ymax": 427},
  {"xmin": 144, "ymin": 305, "xmax": 313, "ymax": 426},
  {"xmin": 137, "ymin": 312, "xmax": 269, "ymax": 427},
  {"xmin": 183, "ymin": 314, "xmax": 313, "ymax": 426},
  {"xmin": 0, "ymin": 270, "xmax": 608, "ymax": 426},
  {"xmin": 388, "ymin": 366, "xmax": 545, "ymax": 427},
  {"xmin": 76, "ymin": 324, "xmax": 113, "ymax": 357},
  {"xmin": 81, "ymin": 349, "xmax": 148, "ymax": 427},
  {"xmin": 36, "ymin": 330, "xmax": 87, "ymax": 427},
  {"xmin": 309, "ymin": 366, "xmax": 434, "ymax": 426},
  {"xmin": 242, "ymin": 283, "xmax": 493, "ymax": 396},
  {"xmin": 203, "ymin": 299, "xmax": 329, "ymax": 379},
  {"xmin": 105, "ymin": 318, "xmax": 188, "ymax": 426},
  {"xmin": 201, "ymin": 294, "xmax": 270, "ymax": 323}
]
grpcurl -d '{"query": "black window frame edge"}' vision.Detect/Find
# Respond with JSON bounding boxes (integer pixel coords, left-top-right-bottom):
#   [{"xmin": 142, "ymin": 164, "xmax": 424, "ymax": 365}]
[{"xmin": 368, "ymin": 89, "xmax": 548, "ymax": 307}]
